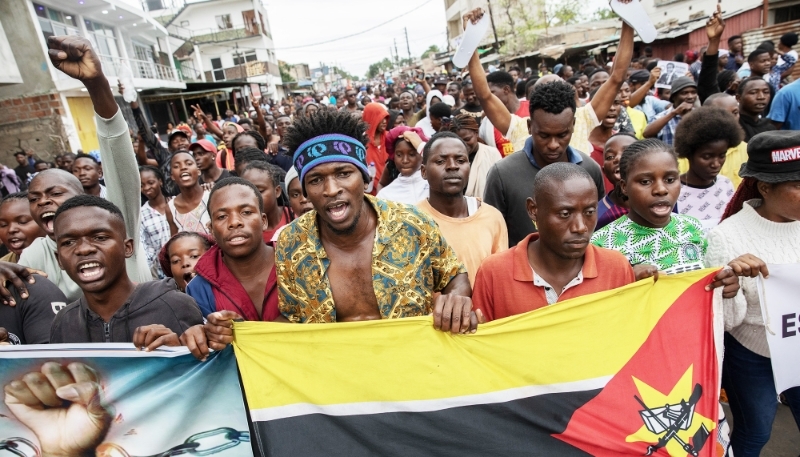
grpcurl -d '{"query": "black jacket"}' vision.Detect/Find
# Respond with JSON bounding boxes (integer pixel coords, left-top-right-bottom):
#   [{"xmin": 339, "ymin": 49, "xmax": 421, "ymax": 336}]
[
  {"xmin": 739, "ymin": 113, "xmax": 777, "ymax": 142},
  {"xmin": 0, "ymin": 275, "xmax": 66, "ymax": 344},
  {"xmin": 50, "ymin": 279, "xmax": 203, "ymax": 343}
]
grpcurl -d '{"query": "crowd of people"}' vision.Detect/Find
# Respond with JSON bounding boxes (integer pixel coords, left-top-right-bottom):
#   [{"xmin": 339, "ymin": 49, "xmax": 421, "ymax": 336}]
[{"xmin": 0, "ymin": 4, "xmax": 799, "ymax": 456}]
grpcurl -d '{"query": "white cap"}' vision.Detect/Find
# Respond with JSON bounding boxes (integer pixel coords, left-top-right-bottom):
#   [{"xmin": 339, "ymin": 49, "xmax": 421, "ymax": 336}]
[{"xmin": 285, "ymin": 165, "xmax": 299, "ymax": 188}]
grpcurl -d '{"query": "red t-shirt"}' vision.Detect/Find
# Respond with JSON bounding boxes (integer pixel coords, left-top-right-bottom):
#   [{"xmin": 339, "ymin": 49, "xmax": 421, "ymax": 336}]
[
  {"xmin": 591, "ymin": 143, "xmax": 615, "ymax": 194},
  {"xmin": 472, "ymin": 233, "xmax": 635, "ymax": 321},
  {"xmin": 493, "ymin": 100, "xmax": 530, "ymax": 157},
  {"xmin": 262, "ymin": 207, "xmax": 292, "ymax": 243}
]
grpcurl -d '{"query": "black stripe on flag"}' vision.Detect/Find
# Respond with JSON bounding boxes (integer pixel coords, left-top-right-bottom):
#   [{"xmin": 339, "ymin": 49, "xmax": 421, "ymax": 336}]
[{"xmin": 252, "ymin": 389, "xmax": 599, "ymax": 456}]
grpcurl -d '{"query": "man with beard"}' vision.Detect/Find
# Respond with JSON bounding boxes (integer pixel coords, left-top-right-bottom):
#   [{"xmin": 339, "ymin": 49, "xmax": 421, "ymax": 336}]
[{"xmin": 275, "ymin": 110, "xmax": 477, "ymax": 333}]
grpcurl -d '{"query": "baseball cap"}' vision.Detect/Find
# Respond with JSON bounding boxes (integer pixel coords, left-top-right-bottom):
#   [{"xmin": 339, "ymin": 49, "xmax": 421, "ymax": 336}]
[
  {"xmin": 189, "ymin": 139, "xmax": 216, "ymax": 155},
  {"xmin": 629, "ymin": 69, "xmax": 651, "ymax": 83},
  {"xmin": 739, "ymin": 130, "xmax": 800, "ymax": 183},
  {"xmin": 434, "ymin": 76, "xmax": 448, "ymax": 86},
  {"xmin": 168, "ymin": 129, "xmax": 190, "ymax": 143}
]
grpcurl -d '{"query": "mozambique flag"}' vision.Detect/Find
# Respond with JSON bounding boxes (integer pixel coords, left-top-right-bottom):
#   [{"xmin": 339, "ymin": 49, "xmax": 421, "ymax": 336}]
[{"xmin": 233, "ymin": 269, "xmax": 720, "ymax": 457}]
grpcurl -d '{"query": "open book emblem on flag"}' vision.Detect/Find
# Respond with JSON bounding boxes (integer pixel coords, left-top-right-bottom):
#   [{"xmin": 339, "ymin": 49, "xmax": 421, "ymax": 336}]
[{"xmin": 635, "ymin": 383, "xmax": 710, "ymax": 456}]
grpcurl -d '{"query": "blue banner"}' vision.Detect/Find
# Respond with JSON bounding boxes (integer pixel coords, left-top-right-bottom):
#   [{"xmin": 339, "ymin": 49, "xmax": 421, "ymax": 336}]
[{"xmin": 0, "ymin": 345, "xmax": 252, "ymax": 457}]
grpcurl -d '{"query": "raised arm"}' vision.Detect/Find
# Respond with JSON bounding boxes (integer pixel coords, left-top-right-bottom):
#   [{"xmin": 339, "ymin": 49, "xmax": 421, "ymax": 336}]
[
  {"xmin": 698, "ymin": 4, "xmax": 725, "ymax": 103},
  {"xmin": 589, "ymin": 22, "xmax": 634, "ymax": 120},
  {"xmin": 629, "ymin": 67, "xmax": 660, "ymax": 107},
  {"xmin": 192, "ymin": 104, "xmax": 224, "ymax": 139},
  {"xmin": 47, "ymin": 35, "xmax": 150, "ymax": 283},
  {"xmin": 251, "ymin": 97, "xmax": 269, "ymax": 140}
]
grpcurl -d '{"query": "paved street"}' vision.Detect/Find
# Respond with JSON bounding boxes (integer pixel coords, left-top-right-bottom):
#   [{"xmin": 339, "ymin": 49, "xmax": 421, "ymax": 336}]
[{"xmin": 724, "ymin": 404, "xmax": 799, "ymax": 456}]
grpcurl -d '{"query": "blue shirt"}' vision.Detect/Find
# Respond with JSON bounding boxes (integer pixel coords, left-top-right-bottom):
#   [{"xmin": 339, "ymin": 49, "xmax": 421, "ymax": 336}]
[
  {"xmin": 522, "ymin": 137, "xmax": 583, "ymax": 169},
  {"xmin": 768, "ymin": 80, "xmax": 800, "ymax": 131},
  {"xmin": 634, "ymin": 96, "xmax": 670, "ymax": 123},
  {"xmin": 653, "ymin": 107, "xmax": 681, "ymax": 146}
]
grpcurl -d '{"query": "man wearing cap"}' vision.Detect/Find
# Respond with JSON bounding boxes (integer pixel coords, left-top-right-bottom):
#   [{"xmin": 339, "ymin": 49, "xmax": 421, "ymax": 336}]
[
  {"xmin": 275, "ymin": 109, "xmax": 476, "ymax": 333},
  {"xmin": 433, "ymin": 76, "xmax": 448, "ymax": 93},
  {"xmin": 643, "ymin": 76, "xmax": 697, "ymax": 146},
  {"xmin": 628, "ymin": 68, "xmax": 669, "ymax": 122},
  {"xmin": 190, "ymin": 140, "xmax": 231, "ymax": 186}
]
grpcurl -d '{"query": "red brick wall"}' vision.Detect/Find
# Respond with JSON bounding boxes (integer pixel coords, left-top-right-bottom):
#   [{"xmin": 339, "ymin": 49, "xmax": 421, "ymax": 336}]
[
  {"xmin": 0, "ymin": 93, "xmax": 64, "ymax": 125},
  {"xmin": 0, "ymin": 93, "xmax": 69, "ymax": 167}
]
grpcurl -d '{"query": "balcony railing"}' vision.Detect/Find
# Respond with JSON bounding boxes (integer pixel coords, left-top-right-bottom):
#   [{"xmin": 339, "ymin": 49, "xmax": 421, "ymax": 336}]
[
  {"xmin": 98, "ymin": 55, "xmax": 180, "ymax": 83},
  {"xmin": 168, "ymin": 24, "xmax": 261, "ymax": 44},
  {"xmin": 203, "ymin": 60, "xmax": 280, "ymax": 82}
]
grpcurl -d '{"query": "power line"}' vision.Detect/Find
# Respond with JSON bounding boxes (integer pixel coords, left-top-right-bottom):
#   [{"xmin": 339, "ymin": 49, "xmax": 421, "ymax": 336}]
[{"xmin": 271, "ymin": 0, "xmax": 434, "ymax": 51}]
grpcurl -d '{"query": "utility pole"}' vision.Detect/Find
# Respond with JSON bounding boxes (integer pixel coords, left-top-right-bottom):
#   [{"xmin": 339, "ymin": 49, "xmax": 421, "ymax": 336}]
[
  {"xmin": 486, "ymin": 0, "xmax": 501, "ymax": 57},
  {"xmin": 404, "ymin": 27, "xmax": 412, "ymax": 62},
  {"xmin": 394, "ymin": 38, "xmax": 400, "ymax": 67}
]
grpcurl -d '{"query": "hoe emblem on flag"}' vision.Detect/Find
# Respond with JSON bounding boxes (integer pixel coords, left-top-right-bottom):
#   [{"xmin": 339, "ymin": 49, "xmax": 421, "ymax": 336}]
[{"xmin": 626, "ymin": 366, "xmax": 714, "ymax": 457}]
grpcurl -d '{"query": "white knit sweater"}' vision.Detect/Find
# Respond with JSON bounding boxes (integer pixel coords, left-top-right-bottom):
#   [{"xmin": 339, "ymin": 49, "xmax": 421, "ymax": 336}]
[{"xmin": 705, "ymin": 199, "xmax": 800, "ymax": 357}]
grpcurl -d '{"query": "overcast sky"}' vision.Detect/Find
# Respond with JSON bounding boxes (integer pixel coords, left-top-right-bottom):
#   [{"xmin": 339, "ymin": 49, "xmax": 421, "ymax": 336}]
[{"xmin": 264, "ymin": 0, "xmax": 609, "ymax": 78}]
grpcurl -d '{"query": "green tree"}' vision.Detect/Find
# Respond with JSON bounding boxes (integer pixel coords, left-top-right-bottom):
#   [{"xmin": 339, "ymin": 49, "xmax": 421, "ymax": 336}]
[
  {"xmin": 592, "ymin": 8, "xmax": 617, "ymax": 20},
  {"xmin": 366, "ymin": 57, "xmax": 393, "ymax": 79},
  {"xmin": 421, "ymin": 44, "xmax": 440, "ymax": 60},
  {"xmin": 278, "ymin": 60, "xmax": 295, "ymax": 88}
]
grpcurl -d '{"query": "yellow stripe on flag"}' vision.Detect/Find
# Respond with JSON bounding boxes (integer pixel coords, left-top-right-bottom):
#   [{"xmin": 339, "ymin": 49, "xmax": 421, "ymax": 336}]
[{"xmin": 233, "ymin": 269, "xmax": 717, "ymax": 411}]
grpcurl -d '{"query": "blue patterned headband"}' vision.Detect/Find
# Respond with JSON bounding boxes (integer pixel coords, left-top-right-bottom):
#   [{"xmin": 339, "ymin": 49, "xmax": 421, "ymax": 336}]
[{"xmin": 292, "ymin": 134, "xmax": 369, "ymax": 188}]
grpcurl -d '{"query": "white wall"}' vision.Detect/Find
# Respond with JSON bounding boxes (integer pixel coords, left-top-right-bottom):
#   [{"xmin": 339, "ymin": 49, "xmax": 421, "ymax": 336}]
[{"xmin": 641, "ymin": 0, "xmax": 762, "ymax": 26}]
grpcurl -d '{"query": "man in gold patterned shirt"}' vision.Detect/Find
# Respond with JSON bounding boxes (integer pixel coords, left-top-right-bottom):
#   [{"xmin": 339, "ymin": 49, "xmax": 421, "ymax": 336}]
[{"xmin": 276, "ymin": 110, "xmax": 477, "ymax": 333}]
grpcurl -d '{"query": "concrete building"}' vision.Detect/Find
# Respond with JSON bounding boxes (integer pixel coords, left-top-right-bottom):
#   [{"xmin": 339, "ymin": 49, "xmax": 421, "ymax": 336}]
[
  {"xmin": 145, "ymin": 0, "xmax": 284, "ymax": 102},
  {"xmin": 0, "ymin": 0, "xmax": 184, "ymax": 167}
]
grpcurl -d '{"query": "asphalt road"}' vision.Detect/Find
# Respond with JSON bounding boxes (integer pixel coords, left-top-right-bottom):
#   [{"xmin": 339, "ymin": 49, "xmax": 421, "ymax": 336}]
[{"xmin": 723, "ymin": 404, "xmax": 799, "ymax": 456}]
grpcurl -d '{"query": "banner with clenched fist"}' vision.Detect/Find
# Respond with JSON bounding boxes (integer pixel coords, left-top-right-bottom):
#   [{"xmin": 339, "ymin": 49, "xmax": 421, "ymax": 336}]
[{"xmin": 0, "ymin": 345, "xmax": 252, "ymax": 457}]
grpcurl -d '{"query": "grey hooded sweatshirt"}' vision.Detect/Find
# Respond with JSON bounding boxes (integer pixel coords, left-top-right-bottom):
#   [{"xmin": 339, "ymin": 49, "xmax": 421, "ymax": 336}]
[{"xmin": 50, "ymin": 278, "xmax": 202, "ymax": 343}]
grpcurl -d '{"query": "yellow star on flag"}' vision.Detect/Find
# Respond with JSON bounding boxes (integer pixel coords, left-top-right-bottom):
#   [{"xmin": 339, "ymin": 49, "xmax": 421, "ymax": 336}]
[{"xmin": 625, "ymin": 365, "xmax": 716, "ymax": 457}]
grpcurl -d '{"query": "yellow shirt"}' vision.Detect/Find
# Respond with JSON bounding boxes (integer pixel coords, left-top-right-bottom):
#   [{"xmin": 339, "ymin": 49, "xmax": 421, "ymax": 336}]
[
  {"xmin": 569, "ymin": 104, "xmax": 601, "ymax": 153},
  {"xmin": 678, "ymin": 141, "xmax": 747, "ymax": 189},
  {"xmin": 627, "ymin": 106, "xmax": 647, "ymax": 140}
]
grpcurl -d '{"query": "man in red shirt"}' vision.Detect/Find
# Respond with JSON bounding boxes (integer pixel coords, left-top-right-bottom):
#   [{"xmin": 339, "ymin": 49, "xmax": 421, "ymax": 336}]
[{"xmin": 473, "ymin": 163, "xmax": 635, "ymax": 321}]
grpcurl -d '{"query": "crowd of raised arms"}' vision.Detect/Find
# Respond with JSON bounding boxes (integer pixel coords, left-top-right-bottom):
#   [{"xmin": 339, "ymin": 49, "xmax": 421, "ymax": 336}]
[{"xmin": 0, "ymin": 4, "xmax": 798, "ymax": 456}]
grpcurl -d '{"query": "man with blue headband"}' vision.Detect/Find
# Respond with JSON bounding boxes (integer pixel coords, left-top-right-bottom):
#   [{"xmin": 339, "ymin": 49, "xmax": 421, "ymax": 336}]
[{"xmin": 275, "ymin": 109, "xmax": 478, "ymax": 333}]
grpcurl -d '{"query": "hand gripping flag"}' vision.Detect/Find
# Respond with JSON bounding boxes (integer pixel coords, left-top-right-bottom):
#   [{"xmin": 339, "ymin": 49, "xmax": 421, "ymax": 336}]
[{"xmin": 233, "ymin": 269, "xmax": 720, "ymax": 457}]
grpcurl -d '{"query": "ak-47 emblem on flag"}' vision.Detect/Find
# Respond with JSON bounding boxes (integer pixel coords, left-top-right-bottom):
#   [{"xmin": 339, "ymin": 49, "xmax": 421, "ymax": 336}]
[
  {"xmin": 633, "ymin": 378, "xmax": 710, "ymax": 456},
  {"xmin": 234, "ymin": 269, "xmax": 722, "ymax": 457}
]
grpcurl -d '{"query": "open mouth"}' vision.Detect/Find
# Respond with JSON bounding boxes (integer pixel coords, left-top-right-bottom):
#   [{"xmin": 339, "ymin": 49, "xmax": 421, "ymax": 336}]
[
  {"xmin": 227, "ymin": 234, "xmax": 248, "ymax": 246},
  {"xmin": 179, "ymin": 172, "xmax": 192, "ymax": 181},
  {"xmin": 40, "ymin": 211, "xmax": 56, "ymax": 233},
  {"xmin": 183, "ymin": 271, "xmax": 195, "ymax": 284},
  {"xmin": 77, "ymin": 261, "xmax": 104, "ymax": 281},
  {"xmin": 7, "ymin": 237, "xmax": 25, "ymax": 250},
  {"xmin": 650, "ymin": 201, "xmax": 673, "ymax": 217},
  {"xmin": 326, "ymin": 202, "xmax": 349, "ymax": 223}
]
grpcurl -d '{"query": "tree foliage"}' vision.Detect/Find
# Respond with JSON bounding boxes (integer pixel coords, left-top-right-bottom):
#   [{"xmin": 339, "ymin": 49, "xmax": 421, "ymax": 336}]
[
  {"xmin": 367, "ymin": 57, "xmax": 393, "ymax": 79},
  {"xmin": 421, "ymin": 44, "xmax": 440, "ymax": 59},
  {"xmin": 592, "ymin": 8, "xmax": 618, "ymax": 20},
  {"xmin": 493, "ymin": 0, "xmax": 585, "ymax": 56}
]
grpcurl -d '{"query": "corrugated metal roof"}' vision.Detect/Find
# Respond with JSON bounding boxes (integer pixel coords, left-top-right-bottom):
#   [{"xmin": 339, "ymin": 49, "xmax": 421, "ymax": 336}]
[{"xmin": 742, "ymin": 19, "xmax": 800, "ymax": 81}]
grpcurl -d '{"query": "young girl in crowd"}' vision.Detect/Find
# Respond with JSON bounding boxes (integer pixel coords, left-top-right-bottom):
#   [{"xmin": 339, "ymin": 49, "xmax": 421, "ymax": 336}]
[
  {"xmin": 706, "ymin": 130, "xmax": 800, "ymax": 456},
  {"xmin": 587, "ymin": 90, "xmax": 625, "ymax": 193},
  {"xmin": 167, "ymin": 152, "xmax": 210, "ymax": 235},
  {"xmin": 597, "ymin": 133, "xmax": 637, "ymax": 229},
  {"xmin": 674, "ymin": 107, "xmax": 741, "ymax": 232},
  {"xmin": 139, "ymin": 166, "xmax": 172, "ymax": 278},
  {"xmin": 157, "ymin": 232, "xmax": 215, "ymax": 292},
  {"xmin": 591, "ymin": 139, "xmax": 706, "ymax": 278},
  {"xmin": 284, "ymin": 166, "xmax": 313, "ymax": 219},
  {"xmin": 240, "ymin": 161, "xmax": 294, "ymax": 242},
  {"xmin": 0, "ymin": 192, "xmax": 45, "ymax": 263},
  {"xmin": 377, "ymin": 126, "xmax": 429, "ymax": 205},
  {"xmin": 363, "ymin": 102, "xmax": 390, "ymax": 194}
]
